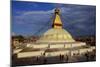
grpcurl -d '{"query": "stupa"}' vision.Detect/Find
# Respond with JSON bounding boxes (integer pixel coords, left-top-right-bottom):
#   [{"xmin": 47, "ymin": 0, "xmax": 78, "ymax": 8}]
[
  {"xmin": 14, "ymin": 8, "xmax": 95, "ymax": 58},
  {"xmin": 37, "ymin": 8, "xmax": 75, "ymax": 43}
]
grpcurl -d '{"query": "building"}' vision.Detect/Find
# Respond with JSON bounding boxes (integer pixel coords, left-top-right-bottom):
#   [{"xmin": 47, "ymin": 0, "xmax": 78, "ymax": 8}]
[{"xmin": 13, "ymin": 8, "xmax": 95, "ymax": 59}]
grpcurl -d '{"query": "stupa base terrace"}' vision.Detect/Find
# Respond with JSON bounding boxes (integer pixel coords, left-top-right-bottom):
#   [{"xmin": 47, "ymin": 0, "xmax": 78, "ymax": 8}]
[{"xmin": 13, "ymin": 42, "xmax": 95, "ymax": 58}]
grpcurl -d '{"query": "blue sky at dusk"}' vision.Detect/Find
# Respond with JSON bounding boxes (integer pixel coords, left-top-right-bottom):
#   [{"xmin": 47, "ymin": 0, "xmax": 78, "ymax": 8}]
[{"xmin": 11, "ymin": 1, "xmax": 96, "ymax": 37}]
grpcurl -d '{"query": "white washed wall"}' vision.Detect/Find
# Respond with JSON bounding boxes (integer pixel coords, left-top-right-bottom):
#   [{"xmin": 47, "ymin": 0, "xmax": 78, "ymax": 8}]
[
  {"xmin": 33, "ymin": 44, "xmax": 48, "ymax": 48},
  {"xmin": 45, "ymin": 51, "xmax": 69, "ymax": 57},
  {"xmin": 17, "ymin": 51, "xmax": 44, "ymax": 58},
  {"xmin": 50, "ymin": 44, "xmax": 64, "ymax": 48},
  {"xmin": 65, "ymin": 44, "xmax": 71, "ymax": 48}
]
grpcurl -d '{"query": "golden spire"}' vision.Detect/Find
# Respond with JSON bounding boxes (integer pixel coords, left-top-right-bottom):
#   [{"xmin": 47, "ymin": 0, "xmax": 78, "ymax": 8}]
[{"xmin": 52, "ymin": 8, "xmax": 62, "ymax": 29}]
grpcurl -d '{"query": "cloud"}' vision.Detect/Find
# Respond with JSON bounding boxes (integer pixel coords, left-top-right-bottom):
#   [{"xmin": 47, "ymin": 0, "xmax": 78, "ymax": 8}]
[
  {"xmin": 13, "ymin": 9, "xmax": 55, "ymax": 24},
  {"xmin": 12, "ymin": 9, "xmax": 56, "ymax": 35}
]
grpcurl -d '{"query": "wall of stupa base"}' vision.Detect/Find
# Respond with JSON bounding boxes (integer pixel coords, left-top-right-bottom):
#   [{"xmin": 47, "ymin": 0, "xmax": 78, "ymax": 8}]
[
  {"xmin": 17, "ymin": 46, "xmax": 95, "ymax": 58},
  {"xmin": 45, "ymin": 47, "xmax": 95, "ymax": 57},
  {"xmin": 26, "ymin": 42, "xmax": 86, "ymax": 49},
  {"xmin": 17, "ymin": 50, "xmax": 45, "ymax": 58},
  {"xmin": 45, "ymin": 51, "xmax": 69, "ymax": 57}
]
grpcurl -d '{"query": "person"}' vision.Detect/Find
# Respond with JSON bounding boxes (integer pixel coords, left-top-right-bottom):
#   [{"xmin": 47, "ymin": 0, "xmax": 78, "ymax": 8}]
[
  {"xmin": 43, "ymin": 58, "xmax": 47, "ymax": 64},
  {"xmin": 85, "ymin": 52, "xmax": 89, "ymax": 61},
  {"xmin": 36, "ymin": 56, "xmax": 39, "ymax": 62},
  {"xmin": 65, "ymin": 54, "xmax": 69, "ymax": 62},
  {"xmin": 59, "ymin": 54, "xmax": 62, "ymax": 61},
  {"xmin": 62, "ymin": 55, "xmax": 64, "ymax": 61}
]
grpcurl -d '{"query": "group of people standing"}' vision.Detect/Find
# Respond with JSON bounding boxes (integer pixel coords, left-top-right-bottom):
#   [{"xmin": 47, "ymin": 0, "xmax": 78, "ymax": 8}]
[
  {"xmin": 34, "ymin": 51, "xmax": 96, "ymax": 64},
  {"xmin": 59, "ymin": 54, "xmax": 69, "ymax": 62},
  {"xmin": 35, "ymin": 54, "xmax": 69, "ymax": 64}
]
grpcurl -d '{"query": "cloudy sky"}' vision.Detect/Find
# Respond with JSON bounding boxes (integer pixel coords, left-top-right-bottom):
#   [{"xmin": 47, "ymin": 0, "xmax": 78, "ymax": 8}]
[{"xmin": 11, "ymin": 1, "xmax": 96, "ymax": 37}]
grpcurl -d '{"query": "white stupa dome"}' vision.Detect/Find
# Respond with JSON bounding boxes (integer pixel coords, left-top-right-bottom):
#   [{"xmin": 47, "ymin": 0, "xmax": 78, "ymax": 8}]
[{"xmin": 37, "ymin": 28, "xmax": 75, "ymax": 43}]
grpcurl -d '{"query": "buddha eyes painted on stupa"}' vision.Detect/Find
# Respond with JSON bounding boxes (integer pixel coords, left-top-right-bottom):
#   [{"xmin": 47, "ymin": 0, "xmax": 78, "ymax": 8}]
[{"xmin": 55, "ymin": 8, "xmax": 60, "ymax": 14}]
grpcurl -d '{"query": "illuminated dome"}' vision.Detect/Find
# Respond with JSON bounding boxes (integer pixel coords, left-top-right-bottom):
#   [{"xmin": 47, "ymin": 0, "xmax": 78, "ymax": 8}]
[{"xmin": 37, "ymin": 28, "xmax": 75, "ymax": 43}]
